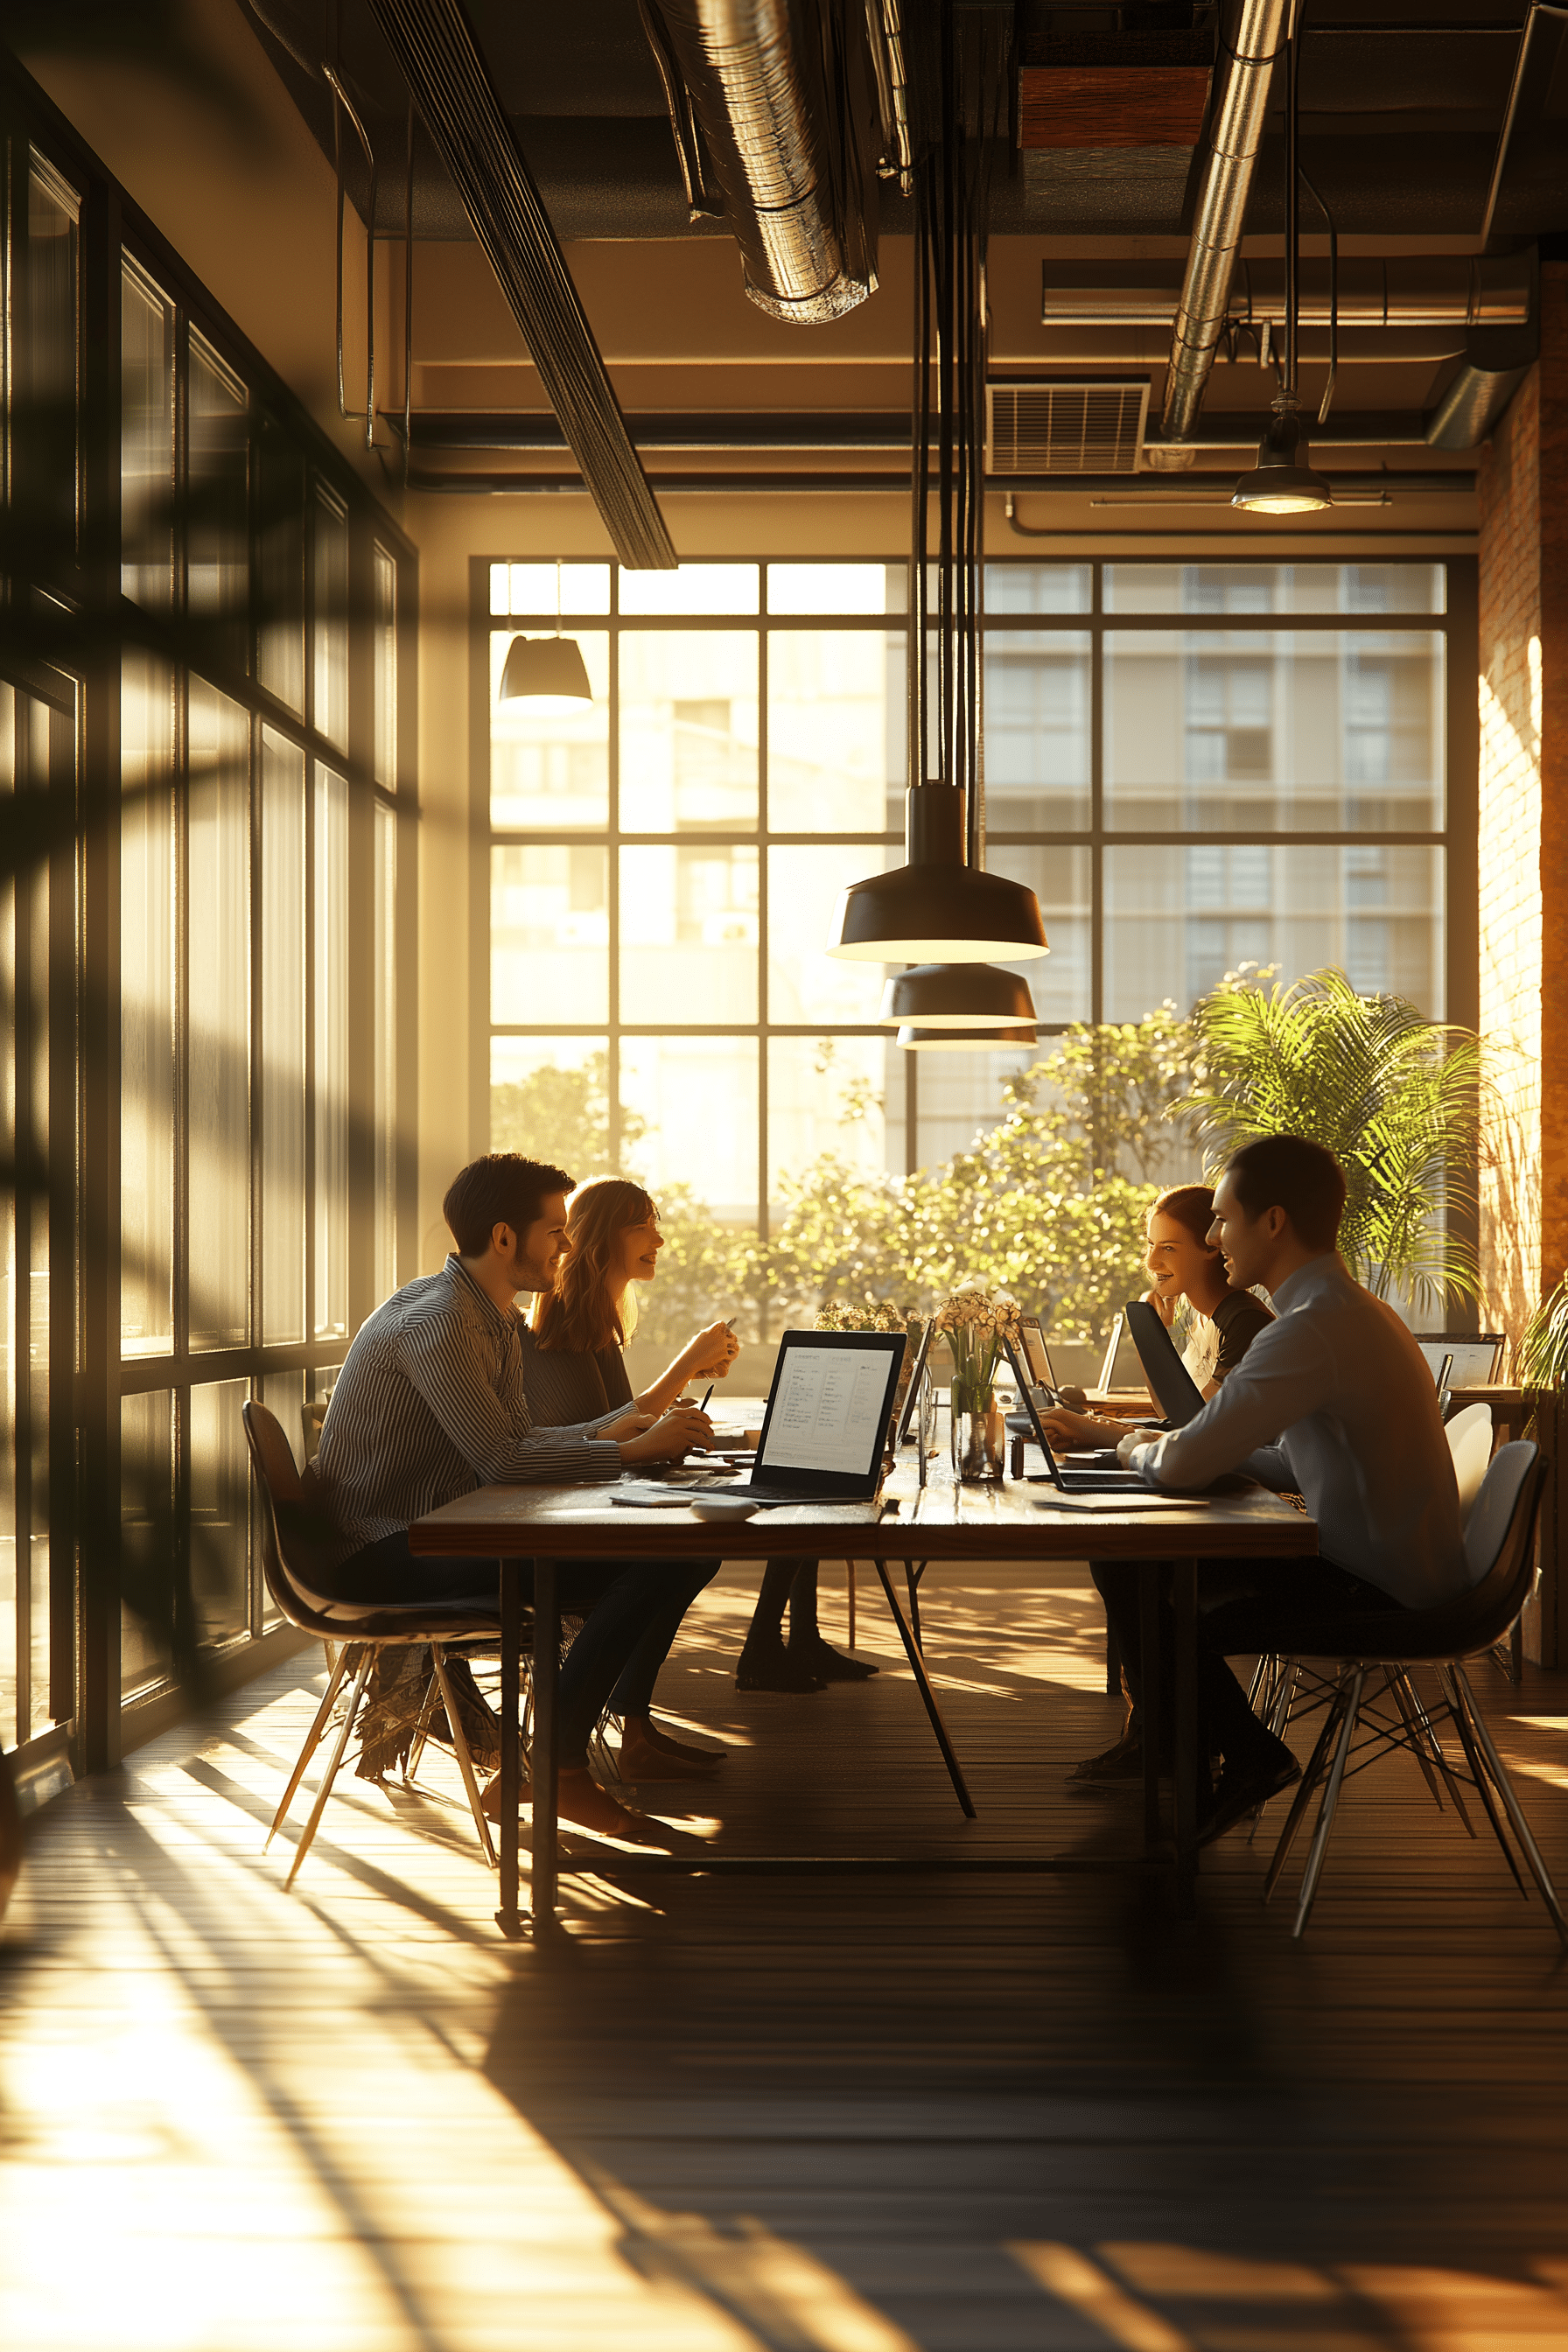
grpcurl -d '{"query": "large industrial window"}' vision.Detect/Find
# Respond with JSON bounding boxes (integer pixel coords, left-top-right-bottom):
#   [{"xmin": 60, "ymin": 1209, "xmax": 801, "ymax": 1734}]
[
  {"xmin": 0, "ymin": 78, "xmax": 418, "ymax": 1772},
  {"xmin": 482, "ymin": 556, "xmax": 1466, "ymax": 1289}
]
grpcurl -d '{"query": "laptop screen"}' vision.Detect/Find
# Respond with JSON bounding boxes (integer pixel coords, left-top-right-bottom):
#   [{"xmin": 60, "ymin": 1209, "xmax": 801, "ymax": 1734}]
[
  {"xmin": 1018, "ymin": 1317, "xmax": 1055, "ymax": 1390},
  {"xmin": 754, "ymin": 1331, "xmax": 906, "ymax": 1494}
]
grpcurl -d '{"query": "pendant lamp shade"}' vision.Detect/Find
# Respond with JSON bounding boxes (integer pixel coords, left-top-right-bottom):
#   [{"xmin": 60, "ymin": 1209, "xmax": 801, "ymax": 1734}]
[
  {"xmin": 878, "ymin": 962, "xmax": 1039, "ymax": 1030},
  {"xmin": 830, "ymin": 787, "xmax": 1050, "ymax": 964},
  {"xmin": 897, "ymin": 1023, "xmax": 1039, "ymax": 1051},
  {"xmin": 1232, "ymin": 405, "xmax": 1333, "ymax": 515},
  {"xmin": 498, "ymin": 633, "xmax": 593, "ymax": 707}
]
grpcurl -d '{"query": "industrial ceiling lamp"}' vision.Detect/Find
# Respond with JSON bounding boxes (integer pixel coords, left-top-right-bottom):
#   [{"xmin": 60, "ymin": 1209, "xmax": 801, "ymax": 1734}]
[
  {"xmin": 498, "ymin": 559, "xmax": 594, "ymax": 711},
  {"xmin": 830, "ymin": 4, "xmax": 1048, "ymax": 968},
  {"xmin": 878, "ymin": 962, "xmax": 1036, "ymax": 1030},
  {"xmin": 1233, "ymin": 18, "xmax": 1332, "ymax": 518},
  {"xmin": 897, "ymin": 1024, "xmax": 1039, "ymax": 1052}
]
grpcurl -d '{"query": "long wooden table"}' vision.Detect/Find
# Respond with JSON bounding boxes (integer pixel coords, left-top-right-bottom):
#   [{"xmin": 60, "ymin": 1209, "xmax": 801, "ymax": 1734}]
[{"xmin": 411, "ymin": 1450, "xmax": 1318, "ymax": 1938}]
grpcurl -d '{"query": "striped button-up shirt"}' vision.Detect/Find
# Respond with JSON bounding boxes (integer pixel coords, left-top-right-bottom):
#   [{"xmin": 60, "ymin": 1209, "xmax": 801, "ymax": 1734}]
[{"xmin": 312, "ymin": 1256, "xmax": 625, "ymax": 1555}]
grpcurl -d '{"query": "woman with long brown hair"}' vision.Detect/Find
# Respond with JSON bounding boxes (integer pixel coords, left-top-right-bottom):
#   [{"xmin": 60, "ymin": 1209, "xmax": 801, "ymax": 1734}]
[{"xmin": 523, "ymin": 1176, "xmax": 739, "ymax": 1786}]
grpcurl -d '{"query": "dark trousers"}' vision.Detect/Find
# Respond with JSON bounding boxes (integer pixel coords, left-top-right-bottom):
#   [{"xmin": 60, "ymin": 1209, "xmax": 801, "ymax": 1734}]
[
  {"xmin": 319, "ymin": 1534, "xmax": 717, "ymax": 1768},
  {"xmin": 1091, "ymin": 1553, "xmax": 1398, "ymax": 1781}
]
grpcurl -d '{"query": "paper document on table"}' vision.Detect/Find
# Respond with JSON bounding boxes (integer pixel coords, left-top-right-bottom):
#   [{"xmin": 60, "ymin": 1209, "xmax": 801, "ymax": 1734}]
[
  {"xmin": 758, "ymin": 1344, "xmax": 890, "ymax": 1476},
  {"xmin": 1032, "ymin": 1492, "xmax": 1197, "ymax": 1513}
]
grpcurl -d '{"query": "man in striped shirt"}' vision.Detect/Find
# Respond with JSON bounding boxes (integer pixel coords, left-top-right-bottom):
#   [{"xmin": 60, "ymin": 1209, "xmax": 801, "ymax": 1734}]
[{"xmin": 311, "ymin": 1153, "xmax": 718, "ymax": 1841}]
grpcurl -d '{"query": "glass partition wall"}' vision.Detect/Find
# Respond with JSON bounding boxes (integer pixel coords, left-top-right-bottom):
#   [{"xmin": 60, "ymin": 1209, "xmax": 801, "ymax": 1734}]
[
  {"xmin": 0, "ymin": 73, "xmax": 417, "ymax": 1774},
  {"xmin": 480, "ymin": 558, "xmax": 1472, "ymax": 1316}
]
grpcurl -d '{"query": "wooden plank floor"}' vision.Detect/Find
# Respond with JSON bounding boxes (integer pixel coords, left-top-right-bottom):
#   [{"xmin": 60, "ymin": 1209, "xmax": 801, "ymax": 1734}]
[{"xmin": 5, "ymin": 1560, "xmax": 1568, "ymax": 2350}]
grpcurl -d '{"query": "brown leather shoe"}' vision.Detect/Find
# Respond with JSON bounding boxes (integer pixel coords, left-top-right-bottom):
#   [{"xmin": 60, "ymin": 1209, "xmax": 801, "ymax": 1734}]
[
  {"xmin": 480, "ymin": 1768, "xmax": 531, "ymax": 1818},
  {"xmin": 556, "ymin": 1768, "xmax": 676, "ymax": 1844}
]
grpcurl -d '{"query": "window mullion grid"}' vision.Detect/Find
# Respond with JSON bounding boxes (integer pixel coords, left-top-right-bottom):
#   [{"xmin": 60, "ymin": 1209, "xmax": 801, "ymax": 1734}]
[
  {"xmin": 1090, "ymin": 562, "xmax": 1103, "ymax": 1026},
  {"xmin": 606, "ymin": 593, "xmax": 621, "ymax": 1171}
]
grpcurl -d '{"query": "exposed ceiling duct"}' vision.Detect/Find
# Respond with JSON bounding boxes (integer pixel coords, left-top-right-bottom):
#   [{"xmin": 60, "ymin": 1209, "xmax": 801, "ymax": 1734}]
[
  {"xmin": 638, "ymin": 0, "xmax": 882, "ymax": 322},
  {"xmin": 1158, "ymin": 0, "xmax": 1288, "ymax": 449},
  {"xmin": 1043, "ymin": 256, "xmax": 1534, "ymax": 332},
  {"xmin": 360, "ymin": 0, "xmax": 676, "ymax": 568}
]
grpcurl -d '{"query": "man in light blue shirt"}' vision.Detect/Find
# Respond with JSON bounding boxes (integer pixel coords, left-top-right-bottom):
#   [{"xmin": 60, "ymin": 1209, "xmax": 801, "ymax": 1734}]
[{"xmin": 1093, "ymin": 1133, "xmax": 1465, "ymax": 1844}]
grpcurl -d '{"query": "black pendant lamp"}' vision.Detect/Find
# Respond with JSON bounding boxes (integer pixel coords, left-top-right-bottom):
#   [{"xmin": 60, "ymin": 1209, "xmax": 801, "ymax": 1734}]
[
  {"xmin": 830, "ymin": 10, "xmax": 1047, "ymax": 972},
  {"xmin": 1233, "ymin": 22, "xmax": 1332, "ymax": 517},
  {"xmin": 498, "ymin": 560, "xmax": 594, "ymax": 710},
  {"xmin": 878, "ymin": 960, "xmax": 1036, "ymax": 1030},
  {"xmin": 897, "ymin": 1023, "xmax": 1039, "ymax": 1052}
]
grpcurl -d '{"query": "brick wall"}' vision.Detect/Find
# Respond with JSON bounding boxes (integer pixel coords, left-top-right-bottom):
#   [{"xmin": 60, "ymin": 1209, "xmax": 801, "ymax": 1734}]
[{"xmin": 1477, "ymin": 263, "xmax": 1568, "ymax": 1341}]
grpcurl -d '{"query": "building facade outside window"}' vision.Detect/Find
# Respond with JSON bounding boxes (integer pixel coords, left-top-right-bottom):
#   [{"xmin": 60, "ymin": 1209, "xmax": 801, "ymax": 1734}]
[{"xmin": 480, "ymin": 556, "xmax": 1471, "ymax": 1325}]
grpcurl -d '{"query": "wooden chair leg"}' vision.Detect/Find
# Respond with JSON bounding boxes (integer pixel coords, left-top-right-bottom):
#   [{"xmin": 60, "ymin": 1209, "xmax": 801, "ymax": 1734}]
[
  {"xmin": 430, "ymin": 1644, "xmax": 498, "ymax": 1871},
  {"xmin": 267, "ymin": 1642, "xmax": 355, "ymax": 1850},
  {"xmin": 284, "ymin": 1645, "xmax": 375, "ymax": 1891}
]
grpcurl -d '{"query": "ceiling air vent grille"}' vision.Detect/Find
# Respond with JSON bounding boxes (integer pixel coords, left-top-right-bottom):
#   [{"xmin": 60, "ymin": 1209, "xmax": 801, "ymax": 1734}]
[{"xmin": 986, "ymin": 380, "xmax": 1148, "ymax": 474}]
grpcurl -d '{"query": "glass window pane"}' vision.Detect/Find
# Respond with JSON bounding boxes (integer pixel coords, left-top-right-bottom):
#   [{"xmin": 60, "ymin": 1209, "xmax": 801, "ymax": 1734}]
[
  {"xmin": 121, "ymin": 651, "xmax": 175, "ymax": 1355},
  {"xmin": 766, "ymin": 846, "xmax": 890, "ymax": 1023},
  {"xmin": 490, "ymin": 630, "xmax": 609, "ymax": 828},
  {"xmin": 620, "ymin": 632, "xmax": 759, "ymax": 830},
  {"xmin": 313, "ymin": 486, "xmax": 349, "ymax": 749},
  {"xmin": 261, "ymin": 728, "xmax": 304, "ymax": 1342},
  {"xmin": 984, "ymin": 632, "xmax": 1090, "ymax": 830},
  {"xmin": 620, "ymin": 1037, "xmax": 758, "ymax": 1221},
  {"xmin": 120, "ymin": 254, "xmax": 174, "ymax": 609},
  {"xmin": 984, "ymin": 846, "xmax": 1091, "ymax": 1026},
  {"xmin": 257, "ymin": 422, "xmax": 304, "ymax": 711},
  {"xmin": 984, "ymin": 562, "xmax": 1091, "ymax": 613},
  {"xmin": 767, "ymin": 1035, "xmax": 891, "ymax": 1203},
  {"xmin": 374, "ymin": 545, "xmax": 397, "ymax": 787},
  {"xmin": 121, "ymin": 1389, "xmax": 173, "ymax": 1697},
  {"xmin": 188, "ymin": 330, "xmax": 248, "ymax": 662},
  {"xmin": 914, "ymin": 1045, "xmax": 1041, "ymax": 1178},
  {"xmin": 620, "ymin": 564, "xmax": 759, "ymax": 615},
  {"xmin": 374, "ymin": 799, "xmax": 397, "ymax": 1303},
  {"xmin": 24, "ymin": 153, "xmax": 80, "ymax": 562},
  {"xmin": 188, "ymin": 682, "xmax": 250, "ymax": 1350},
  {"xmin": 620, "ymin": 844, "xmax": 758, "ymax": 1023},
  {"xmin": 190, "ymin": 1379, "xmax": 251, "ymax": 1648},
  {"xmin": 492, "ymin": 845, "xmax": 609, "ymax": 1025},
  {"xmin": 260, "ymin": 1369, "xmax": 304, "ymax": 1617},
  {"xmin": 491, "ymin": 1036, "xmax": 613, "ymax": 1173},
  {"xmin": 495, "ymin": 562, "xmax": 612, "ymax": 617},
  {"xmin": 766, "ymin": 565, "xmax": 904, "ymax": 614},
  {"xmin": 313, "ymin": 766, "xmax": 349, "ymax": 1340},
  {"xmin": 1103, "ymin": 562, "xmax": 1446, "ymax": 614},
  {"xmin": 1104, "ymin": 631, "xmax": 1445, "ymax": 831},
  {"xmin": 766, "ymin": 632, "xmax": 898, "ymax": 831},
  {"xmin": 1103, "ymin": 844, "xmax": 1446, "ymax": 1020}
]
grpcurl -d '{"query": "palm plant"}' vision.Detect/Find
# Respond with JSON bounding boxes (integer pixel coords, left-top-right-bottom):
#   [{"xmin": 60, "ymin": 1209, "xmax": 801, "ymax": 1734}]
[
  {"xmin": 1518, "ymin": 1280, "xmax": 1568, "ymax": 1395},
  {"xmin": 1178, "ymin": 967, "xmax": 1481, "ymax": 1311}
]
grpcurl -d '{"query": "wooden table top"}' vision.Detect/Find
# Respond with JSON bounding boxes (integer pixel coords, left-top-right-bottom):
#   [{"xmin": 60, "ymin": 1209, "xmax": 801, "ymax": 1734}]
[{"xmin": 410, "ymin": 1448, "xmax": 1319, "ymax": 1564}]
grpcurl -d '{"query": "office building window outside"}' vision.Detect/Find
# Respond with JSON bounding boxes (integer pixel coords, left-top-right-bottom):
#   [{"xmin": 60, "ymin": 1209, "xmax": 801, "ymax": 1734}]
[{"xmin": 484, "ymin": 558, "xmax": 1456, "ymax": 1320}]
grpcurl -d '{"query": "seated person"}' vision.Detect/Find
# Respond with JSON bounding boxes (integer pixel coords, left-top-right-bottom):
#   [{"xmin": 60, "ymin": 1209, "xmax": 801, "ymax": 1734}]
[
  {"xmin": 527, "ymin": 1174, "xmax": 740, "ymax": 1780},
  {"xmin": 311, "ymin": 1152, "xmax": 717, "ymax": 1844},
  {"xmin": 1091, "ymin": 1133, "xmax": 1466, "ymax": 1844},
  {"xmin": 1040, "ymin": 1182, "xmax": 1274, "ymax": 1782},
  {"xmin": 1040, "ymin": 1182, "xmax": 1274, "ymax": 1451}
]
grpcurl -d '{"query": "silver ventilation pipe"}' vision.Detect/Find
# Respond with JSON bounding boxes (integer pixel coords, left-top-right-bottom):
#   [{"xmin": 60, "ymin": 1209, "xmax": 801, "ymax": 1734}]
[
  {"xmin": 1159, "ymin": 0, "xmax": 1289, "ymax": 447},
  {"xmin": 641, "ymin": 0, "xmax": 879, "ymax": 324}
]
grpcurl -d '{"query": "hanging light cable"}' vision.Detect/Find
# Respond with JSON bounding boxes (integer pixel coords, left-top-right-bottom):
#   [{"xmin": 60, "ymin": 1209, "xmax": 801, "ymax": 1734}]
[
  {"xmin": 830, "ymin": 5, "xmax": 1047, "ymax": 967},
  {"xmin": 1233, "ymin": 10, "xmax": 1333, "ymax": 516}
]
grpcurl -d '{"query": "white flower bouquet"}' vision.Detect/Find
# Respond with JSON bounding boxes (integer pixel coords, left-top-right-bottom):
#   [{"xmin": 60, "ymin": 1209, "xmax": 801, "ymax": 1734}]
[{"xmin": 933, "ymin": 1283, "xmax": 1022, "ymax": 1414}]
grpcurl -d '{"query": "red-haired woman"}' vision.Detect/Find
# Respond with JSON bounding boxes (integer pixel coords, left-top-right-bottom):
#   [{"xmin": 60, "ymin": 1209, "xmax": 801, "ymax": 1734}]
[{"xmin": 525, "ymin": 1177, "xmax": 739, "ymax": 1788}]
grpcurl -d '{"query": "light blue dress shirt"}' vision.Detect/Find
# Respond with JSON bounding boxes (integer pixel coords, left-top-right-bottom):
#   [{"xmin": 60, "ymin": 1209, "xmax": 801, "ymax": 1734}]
[{"xmin": 1124, "ymin": 1252, "xmax": 1467, "ymax": 1609}]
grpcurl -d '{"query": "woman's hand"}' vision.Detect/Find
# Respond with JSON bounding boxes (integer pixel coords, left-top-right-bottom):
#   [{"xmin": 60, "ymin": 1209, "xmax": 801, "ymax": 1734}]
[
  {"xmin": 1054, "ymin": 1383, "xmax": 1088, "ymax": 1412},
  {"xmin": 1039, "ymin": 1406, "xmax": 1112, "ymax": 1451},
  {"xmin": 620, "ymin": 1404, "xmax": 715, "ymax": 1463},
  {"xmin": 1144, "ymin": 1283, "xmax": 1178, "ymax": 1331},
  {"xmin": 602, "ymin": 1410, "xmax": 656, "ymax": 1443},
  {"xmin": 682, "ymin": 1319, "xmax": 740, "ymax": 1380}
]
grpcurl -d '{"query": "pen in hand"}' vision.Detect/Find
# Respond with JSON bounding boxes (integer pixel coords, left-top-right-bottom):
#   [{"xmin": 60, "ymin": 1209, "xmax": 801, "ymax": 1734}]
[{"xmin": 698, "ymin": 1384, "xmax": 714, "ymax": 1411}]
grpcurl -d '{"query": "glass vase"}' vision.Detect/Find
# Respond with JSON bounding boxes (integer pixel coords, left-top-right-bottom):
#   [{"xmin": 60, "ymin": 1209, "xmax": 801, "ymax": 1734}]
[{"xmin": 949, "ymin": 1396, "xmax": 1005, "ymax": 1483}]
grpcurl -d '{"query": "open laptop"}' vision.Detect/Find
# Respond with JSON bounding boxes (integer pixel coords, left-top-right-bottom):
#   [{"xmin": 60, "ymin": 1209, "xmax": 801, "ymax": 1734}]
[
  {"xmin": 1124, "ymin": 1298, "xmax": 1208, "ymax": 1426},
  {"xmin": 1002, "ymin": 1336, "xmax": 1150, "ymax": 1492},
  {"xmin": 1017, "ymin": 1313, "xmax": 1059, "ymax": 1398},
  {"xmin": 697, "ymin": 1328, "xmax": 906, "ymax": 1505}
]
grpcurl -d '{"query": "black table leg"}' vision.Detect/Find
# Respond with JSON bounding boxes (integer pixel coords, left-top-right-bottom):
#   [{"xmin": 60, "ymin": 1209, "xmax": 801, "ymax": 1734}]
[
  {"xmin": 531, "ymin": 1558, "xmax": 562, "ymax": 1939},
  {"xmin": 495, "ymin": 1558, "xmax": 524, "ymax": 1939},
  {"xmin": 1139, "ymin": 1562, "xmax": 1163, "ymax": 1852},
  {"xmin": 876, "ymin": 1560, "xmax": 976, "ymax": 1818},
  {"xmin": 1172, "ymin": 1559, "xmax": 1199, "ymax": 1919},
  {"xmin": 905, "ymin": 1560, "xmax": 927, "ymax": 1653}
]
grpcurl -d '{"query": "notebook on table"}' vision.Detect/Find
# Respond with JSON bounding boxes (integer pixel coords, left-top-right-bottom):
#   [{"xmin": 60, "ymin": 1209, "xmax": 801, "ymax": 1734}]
[{"xmin": 696, "ymin": 1328, "xmax": 906, "ymax": 1506}]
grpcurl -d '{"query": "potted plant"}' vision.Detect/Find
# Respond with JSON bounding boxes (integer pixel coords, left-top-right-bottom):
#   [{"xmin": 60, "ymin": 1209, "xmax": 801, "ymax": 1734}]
[{"xmin": 934, "ymin": 1284, "xmax": 1022, "ymax": 1483}]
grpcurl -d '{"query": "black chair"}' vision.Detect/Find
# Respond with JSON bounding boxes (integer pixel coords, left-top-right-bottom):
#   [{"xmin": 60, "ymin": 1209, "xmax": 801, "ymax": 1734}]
[
  {"xmin": 1232, "ymin": 1441, "xmax": 1566, "ymax": 1942},
  {"xmin": 241, "ymin": 1402, "xmax": 502, "ymax": 1888}
]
